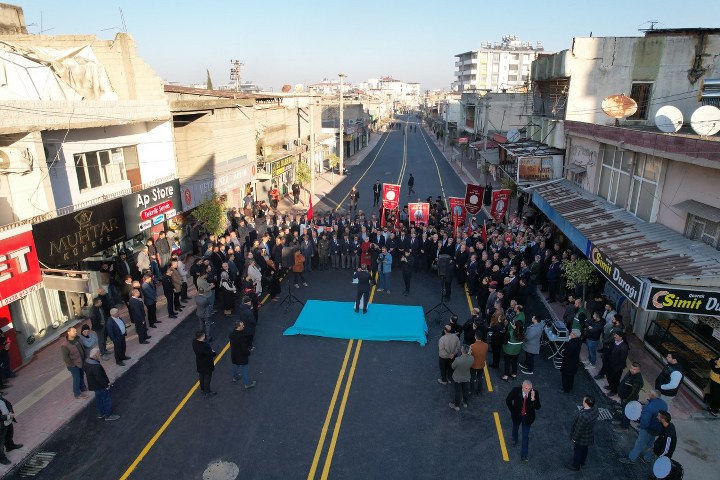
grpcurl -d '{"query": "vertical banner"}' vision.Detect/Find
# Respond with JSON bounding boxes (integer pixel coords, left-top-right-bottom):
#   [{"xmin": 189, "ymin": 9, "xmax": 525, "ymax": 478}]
[
  {"xmin": 490, "ymin": 189, "xmax": 511, "ymax": 222},
  {"xmin": 382, "ymin": 183, "xmax": 400, "ymax": 210},
  {"xmin": 464, "ymin": 184, "xmax": 484, "ymax": 215},
  {"xmin": 408, "ymin": 203, "xmax": 430, "ymax": 226},
  {"xmin": 448, "ymin": 197, "xmax": 466, "ymax": 236}
]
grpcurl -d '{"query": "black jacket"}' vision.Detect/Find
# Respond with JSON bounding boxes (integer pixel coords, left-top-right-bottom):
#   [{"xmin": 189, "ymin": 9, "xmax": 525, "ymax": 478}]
[
  {"xmin": 83, "ymin": 360, "xmax": 110, "ymax": 391},
  {"xmin": 128, "ymin": 297, "xmax": 146, "ymax": 326},
  {"xmin": 229, "ymin": 330, "xmax": 251, "ymax": 366},
  {"xmin": 608, "ymin": 341, "xmax": 629, "ymax": 372},
  {"xmin": 505, "ymin": 386, "xmax": 541, "ymax": 425},
  {"xmin": 193, "ymin": 339, "xmax": 215, "ymax": 374},
  {"xmin": 561, "ymin": 337, "xmax": 583, "ymax": 375}
]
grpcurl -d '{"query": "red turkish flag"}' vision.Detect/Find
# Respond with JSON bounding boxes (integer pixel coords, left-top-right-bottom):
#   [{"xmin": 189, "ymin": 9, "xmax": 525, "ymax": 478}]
[
  {"xmin": 382, "ymin": 183, "xmax": 400, "ymax": 210},
  {"xmin": 464, "ymin": 184, "xmax": 484, "ymax": 215},
  {"xmin": 307, "ymin": 195, "xmax": 313, "ymax": 220},
  {"xmin": 490, "ymin": 189, "xmax": 511, "ymax": 222}
]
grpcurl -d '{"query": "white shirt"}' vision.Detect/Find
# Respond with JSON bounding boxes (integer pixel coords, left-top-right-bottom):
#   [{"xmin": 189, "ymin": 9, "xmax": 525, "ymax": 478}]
[{"xmin": 112, "ymin": 316, "xmax": 126, "ymax": 335}]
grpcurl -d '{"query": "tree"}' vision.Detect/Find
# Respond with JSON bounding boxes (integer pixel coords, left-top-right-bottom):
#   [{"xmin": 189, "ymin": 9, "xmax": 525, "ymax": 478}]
[
  {"xmin": 328, "ymin": 153, "xmax": 340, "ymax": 184},
  {"xmin": 500, "ymin": 176, "xmax": 518, "ymax": 199},
  {"xmin": 206, "ymin": 69, "xmax": 213, "ymax": 90},
  {"xmin": 561, "ymin": 259, "xmax": 601, "ymax": 301},
  {"xmin": 193, "ymin": 191, "xmax": 226, "ymax": 237},
  {"xmin": 296, "ymin": 160, "xmax": 311, "ymax": 185}
]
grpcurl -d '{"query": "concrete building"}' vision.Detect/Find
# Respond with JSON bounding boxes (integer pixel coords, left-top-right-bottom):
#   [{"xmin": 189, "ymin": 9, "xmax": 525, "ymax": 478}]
[
  {"xmin": 453, "ymin": 35, "xmax": 543, "ymax": 93},
  {"xmin": 528, "ymin": 28, "xmax": 720, "ymax": 395}
]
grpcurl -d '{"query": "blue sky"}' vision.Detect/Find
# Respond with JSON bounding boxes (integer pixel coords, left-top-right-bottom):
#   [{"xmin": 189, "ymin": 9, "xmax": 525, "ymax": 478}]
[{"xmin": 17, "ymin": 0, "xmax": 720, "ymax": 91}]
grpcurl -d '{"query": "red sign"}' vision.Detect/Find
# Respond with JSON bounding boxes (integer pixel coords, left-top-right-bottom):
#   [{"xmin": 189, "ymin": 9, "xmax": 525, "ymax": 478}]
[
  {"xmin": 382, "ymin": 183, "xmax": 400, "ymax": 210},
  {"xmin": 490, "ymin": 189, "xmax": 511, "ymax": 222},
  {"xmin": 448, "ymin": 197, "xmax": 466, "ymax": 235},
  {"xmin": 140, "ymin": 200, "xmax": 174, "ymax": 221},
  {"xmin": 0, "ymin": 225, "xmax": 43, "ymax": 308},
  {"xmin": 408, "ymin": 203, "xmax": 429, "ymax": 226},
  {"xmin": 464, "ymin": 184, "xmax": 484, "ymax": 215},
  {"xmin": 457, "ymin": 137, "xmax": 469, "ymax": 144}
]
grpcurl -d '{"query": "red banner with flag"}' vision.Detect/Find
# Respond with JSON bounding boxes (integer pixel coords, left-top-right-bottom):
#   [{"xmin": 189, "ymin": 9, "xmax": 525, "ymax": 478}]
[
  {"xmin": 382, "ymin": 183, "xmax": 400, "ymax": 210},
  {"xmin": 448, "ymin": 197, "xmax": 465, "ymax": 236},
  {"xmin": 307, "ymin": 195, "xmax": 313, "ymax": 220},
  {"xmin": 408, "ymin": 202, "xmax": 429, "ymax": 226},
  {"xmin": 490, "ymin": 189, "xmax": 511, "ymax": 222},
  {"xmin": 464, "ymin": 184, "xmax": 484, "ymax": 215}
]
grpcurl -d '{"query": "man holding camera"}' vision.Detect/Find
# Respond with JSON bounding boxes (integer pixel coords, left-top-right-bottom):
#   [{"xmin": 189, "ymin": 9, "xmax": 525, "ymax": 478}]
[{"xmin": 353, "ymin": 264, "xmax": 374, "ymax": 314}]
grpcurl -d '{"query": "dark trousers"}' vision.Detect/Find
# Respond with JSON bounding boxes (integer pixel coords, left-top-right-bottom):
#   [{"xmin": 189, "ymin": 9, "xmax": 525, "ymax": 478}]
[
  {"xmin": 573, "ymin": 443, "xmax": 589, "ymax": 468},
  {"xmin": 547, "ymin": 280, "xmax": 559, "ymax": 301},
  {"xmin": 453, "ymin": 381, "xmax": 470, "ymax": 405},
  {"xmin": 4, "ymin": 423, "xmax": 17, "ymax": 448},
  {"xmin": 402, "ymin": 272, "xmax": 411, "ymax": 293},
  {"xmin": 198, "ymin": 372, "xmax": 213, "ymax": 393},
  {"xmin": 504, "ymin": 353, "xmax": 519, "ymax": 377},
  {"xmin": 355, "ymin": 290, "xmax": 369, "ymax": 312},
  {"xmin": 173, "ymin": 291, "xmax": 182, "ymax": 310},
  {"xmin": 523, "ymin": 352, "xmax": 535, "ymax": 372},
  {"xmin": 94, "ymin": 327, "xmax": 108, "ymax": 355},
  {"xmin": 373, "ymin": 193, "xmax": 380, "ymax": 206},
  {"xmin": 561, "ymin": 372, "xmax": 575, "ymax": 393},
  {"xmin": 113, "ymin": 338, "xmax": 126, "ymax": 364},
  {"xmin": 470, "ymin": 368, "xmax": 484, "ymax": 394},
  {"xmin": 181, "ymin": 281, "xmax": 189, "ymax": 301},
  {"xmin": 165, "ymin": 294, "xmax": 176, "ymax": 316},
  {"xmin": 135, "ymin": 322, "xmax": 148, "ymax": 342},
  {"xmin": 438, "ymin": 357, "xmax": 453, "ymax": 382},
  {"xmin": 146, "ymin": 303, "xmax": 157, "ymax": 326},
  {"xmin": 607, "ymin": 369, "xmax": 623, "ymax": 393},
  {"xmin": 490, "ymin": 344, "xmax": 503, "ymax": 368}
]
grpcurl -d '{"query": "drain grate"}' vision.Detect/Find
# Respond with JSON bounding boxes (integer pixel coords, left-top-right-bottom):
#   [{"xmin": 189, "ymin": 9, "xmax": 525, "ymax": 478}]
[
  {"xmin": 575, "ymin": 405, "xmax": 614, "ymax": 421},
  {"xmin": 18, "ymin": 452, "xmax": 56, "ymax": 477}
]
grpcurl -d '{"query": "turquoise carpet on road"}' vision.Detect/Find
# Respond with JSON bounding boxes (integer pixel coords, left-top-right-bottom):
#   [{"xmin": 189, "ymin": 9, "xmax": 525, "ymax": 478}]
[{"xmin": 283, "ymin": 300, "xmax": 428, "ymax": 346}]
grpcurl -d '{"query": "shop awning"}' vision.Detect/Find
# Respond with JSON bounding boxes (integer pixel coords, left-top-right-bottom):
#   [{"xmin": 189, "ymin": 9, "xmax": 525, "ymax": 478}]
[
  {"xmin": 672, "ymin": 199, "xmax": 720, "ymax": 223},
  {"xmin": 532, "ymin": 180, "xmax": 720, "ymax": 288}
]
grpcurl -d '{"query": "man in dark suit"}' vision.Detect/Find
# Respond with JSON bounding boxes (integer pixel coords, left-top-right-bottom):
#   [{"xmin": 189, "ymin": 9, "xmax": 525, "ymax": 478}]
[
  {"xmin": 353, "ymin": 264, "xmax": 374, "ymax": 314},
  {"xmin": 192, "ymin": 331, "xmax": 216, "ymax": 397},
  {"xmin": 505, "ymin": 380, "xmax": 541, "ymax": 462},
  {"xmin": 128, "ymin": 289, "xmax": 150, "ymax": 344},
  {"xmin": 141, "ymin": 274, "xmax": 160, "ymax": 328},
  {"xmin": 106, "ymin": 308, "xmax": 130, "ymax": 366}
]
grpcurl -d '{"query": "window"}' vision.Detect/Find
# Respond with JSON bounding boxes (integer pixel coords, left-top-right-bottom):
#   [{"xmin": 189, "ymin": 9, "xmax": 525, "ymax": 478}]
[
  {"xmin": 597, "ymin": 146, "xmax": 632, "ymax": 207},
  {"xmin": 628, "ymin": 153, "xmax": 660, "ymax": 221},
  {"xmin": 628, "ymin": 82, "xmax": 653, "ymax": 120},
  {"xmin": 508, "ymin": 75, "xmax": 518, "ymax": 82},
  {"xmin": 509, "ymin": 64, "xmax": 519, "ymax": 71},
  {"xmin": 685, "ymin": 214, "xmax": 720, "ymax": 250},
  {"xmin": 74, "ymin": 147, "xmax": 128, "ymax": 191}
]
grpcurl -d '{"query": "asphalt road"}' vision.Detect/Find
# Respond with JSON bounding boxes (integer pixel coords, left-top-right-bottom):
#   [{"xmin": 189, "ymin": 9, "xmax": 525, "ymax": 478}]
[{"xmin": 9, "ymin": 117, "xmax": 651, "ymax": 480}]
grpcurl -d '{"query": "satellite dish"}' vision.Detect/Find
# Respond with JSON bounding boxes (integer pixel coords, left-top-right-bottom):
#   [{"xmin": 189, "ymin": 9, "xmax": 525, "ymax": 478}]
[
  {"xmin": 690, "ymin": 105, "xmax": 720, "ymax": 136},
  {"xmin": 506, "ymin": 129, "xmax": 521, "ymax": 142},
  {"xmin": 295, "ymin": 83, "xmax": 304, "ymax": 93},
  {"xmin": 281, "ymin": 84, "xmax": 292, "ymax": 93},
  {"xmin": 655, "ymin": 106, "xmax": 683, "ymax": 133},
  {"xmin": 601, "ymin": 94, "xmax": 638, "ymax": 119}
]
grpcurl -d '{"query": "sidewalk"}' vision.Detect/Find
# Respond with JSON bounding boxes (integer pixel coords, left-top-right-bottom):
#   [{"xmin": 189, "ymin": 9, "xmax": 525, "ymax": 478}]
[
  {"xmin": 0, "ymin": 270, "xmax": 200, "ymax": 476},
  {"xmin": 427, "ymin": 121, "xmax": 719, "ymax": 475}
]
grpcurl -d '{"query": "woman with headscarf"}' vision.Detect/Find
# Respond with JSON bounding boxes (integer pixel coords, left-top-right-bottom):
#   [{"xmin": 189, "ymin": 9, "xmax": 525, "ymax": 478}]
[{"xmin": 219, "ymin": 271, "xmax": 237, "ymax": 316}]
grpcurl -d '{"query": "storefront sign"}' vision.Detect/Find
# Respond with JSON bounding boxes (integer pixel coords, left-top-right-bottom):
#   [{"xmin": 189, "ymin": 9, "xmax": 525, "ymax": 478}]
[
  {"xmin": 382, "ymin": 183, "xmax": 400, "ymax": 210},
  {"xmin": 122, "ymin": 179, "xmax": 181, "ymax": 237},
  {"xmin": 271, "ymin": 156, "xmax": 294, "ymax": 178},
  {"xmin": 0, "ymin": 225, "xmax": 43, "ymax": 308},
  {"xmin": 490, "ymin": 189, "xmax": 511, "ymax": 222},
  {"xmin": 645, "ymin": 284, "xmax": 720, "ymax": 316},
  {"xmin": 590, "ymin": 245, "xmax": 643, "ymax": 306},
  {"xmin": 408, "ymin": 203, "xmax": 429, "ymax": 226},
  {"xmin": 33, "ymin": 198, "xmax": 126, "ymax": 266},
  {"xmin": 518, "ymin": 156, "xmax": 553, "ymax": 183},
  {"xmin": 464, "ymin": 184, "xmax": 484, "ymax": 215},
  {"xmin": 181, "ymin": 155, "xmax": 254, "ymax": 211}
]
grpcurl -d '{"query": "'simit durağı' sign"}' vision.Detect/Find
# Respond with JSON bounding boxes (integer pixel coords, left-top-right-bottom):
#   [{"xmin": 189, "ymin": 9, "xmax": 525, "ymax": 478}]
[
  {"xmin": 590, "ymin": 245, "xmax": 643, "ymax": 306},
  {"xmin": 645, "ymin": 284, "xmax": 720, "ymax": 316}
]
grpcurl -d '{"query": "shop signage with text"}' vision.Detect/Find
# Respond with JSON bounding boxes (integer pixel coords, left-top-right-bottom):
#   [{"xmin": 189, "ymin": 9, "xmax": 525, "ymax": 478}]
[
  {"xmin": 271, "ymin": 156, "xmax": 294, "ymax": 178},
  {"xmin": 122, "ymin": 179, "xmax": 181, "ymax": 237},
  {"xmin": 33, "ymin": 199, "xmax": 126, "ymax": 266},
  {"xmin": 644, "ymin": 284, "xmax": 720, "ymax": 316},
  {"xmin": 0, "ymin": 226, "xmax": 43, "ymax": 307},
  {"xmin": 590, "ymin": 245, "xmax": 643, "ymax": 306}
]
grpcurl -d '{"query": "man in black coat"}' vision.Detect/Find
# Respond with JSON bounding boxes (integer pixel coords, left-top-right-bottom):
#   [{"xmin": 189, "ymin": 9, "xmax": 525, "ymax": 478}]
[
  {"xmin": 505, "ymin": 380, "xmax": 541, "ymax": 462},
  {"xmin": 353, "ymin": 264, "xmax": 374, "ymax": 314},
  {"xmin": 560, "ymin": 329, "xmax": 583, "ymax": 394},
  {"xmin": 372, "ymin": 180, "xmax": 381, "ymax": 206},
  {"xmin": 193, "ymin": 331, "xmax": 216, "ymax": 397},
  {"xmin": 161, "ymin": 269, "xmax": 178, "ymax": 319},
  {"xmin": 89, "ymin": 297, "xmax": 108, "ymax": 356},
  {"xmin": 0, "ymin": 392, "xmax": 22, "ymax": 464},
  {"xmin": 229, "ymin": 321, "xmax": 256, "ymax": 389},
  {"xmin": 106, "ymin": 308, "xmax": 130, "ymax": 366},
  {"xmin": 128, "ymin": 289, "xmax": 150, "ymax": 344},
  {"xmin": 141, "ymin": 274, "xmax": 160, "ymax": 328},
  {"xmin": 82, "ymin": 347, "xmax": 120, "ymax": 421},
  {"xmin": 606, "ymin": 331, "xmax": 629, "ymax": 396},
  {"xmin": 237, "ymin": 296, "xmax": 257, "ymax": 349}
]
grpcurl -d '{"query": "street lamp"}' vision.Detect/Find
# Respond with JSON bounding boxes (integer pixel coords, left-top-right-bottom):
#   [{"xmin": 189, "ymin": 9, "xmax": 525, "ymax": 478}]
[{"xmin": 338, "ymin": 73, "xmax": 345, "ymax": 176}]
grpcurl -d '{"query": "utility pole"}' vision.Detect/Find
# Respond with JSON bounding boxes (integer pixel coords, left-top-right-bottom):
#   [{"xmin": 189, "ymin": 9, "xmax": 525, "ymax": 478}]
[
  {"xmin": 482, "ymin": 95, "xmax": 490, "ymax": 184},
  {"xmin": 230, "ymin": 60, "xmax": 244, "ymax": 92},
  {"xmin": 309, "ymin": 97, "xmax": 316, "ymax": 204},
  {"xmin": 338, "ymin": 73, "xmax": 345, "ymax": 176}
]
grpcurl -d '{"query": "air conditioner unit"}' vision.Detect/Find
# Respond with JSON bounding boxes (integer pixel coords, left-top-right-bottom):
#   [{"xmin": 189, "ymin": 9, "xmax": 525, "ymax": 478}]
[
  {"xmin": 0, "ymin": 148, "xmax": 31, "ymax": 173},
  {"xmin": 284, "ymin": 143, "xmax": 292, "ymax": 151}
]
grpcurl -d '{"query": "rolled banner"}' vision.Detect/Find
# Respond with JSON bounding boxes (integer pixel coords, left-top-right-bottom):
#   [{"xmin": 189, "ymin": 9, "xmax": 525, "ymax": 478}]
[
  {"xmin": 624, "ymin": 400, "xmax": 642, "ymax": 421},
  {"xmin": 652, "ymin": 455, "xmax": 672, "ymax": 479}
]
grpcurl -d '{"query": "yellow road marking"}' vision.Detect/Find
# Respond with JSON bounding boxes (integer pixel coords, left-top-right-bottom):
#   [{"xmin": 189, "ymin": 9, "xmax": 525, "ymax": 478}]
[
  {"xmin": 493, "ymin": 411, "xmax": 510, "ymax": 462},
  {"xmin": 418, "ymin": 127, "xmax": 449, "ymax": 211},
  {"xmin": 307, "ymin": 340, "xmax": 355, "ymax": 480},
  {"xmin": 484, "ymin": 366, "xmax": 494, "ymax": 393},
  {"xmin": 120, "ymin": 294, "xmax": 270, "ymax": 479},
  {"xmin": 320, "ymin": 340, "xmax": 363, "ymax": 479}
]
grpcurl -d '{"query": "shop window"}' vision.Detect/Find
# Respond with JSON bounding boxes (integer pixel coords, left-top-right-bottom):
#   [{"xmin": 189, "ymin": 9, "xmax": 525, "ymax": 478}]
[
  {"xmin": 74, "ymin": 148, "xmax": 128, "ymax": 192},
  {"xmin": 628, "ymin": 82, "xmax": 653, "ymax": 120},
  {"xmin": 685, "ymin": 214, "xmax": 720, "ymax": 250},
  {"xmin": 628, "ymin": 153, "xmax": 660, "ymax": 221}
]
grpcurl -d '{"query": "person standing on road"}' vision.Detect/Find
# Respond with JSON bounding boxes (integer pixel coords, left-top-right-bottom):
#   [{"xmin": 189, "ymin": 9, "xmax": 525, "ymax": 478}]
[
  {"xmin": 107, "ymin": 308, "xmax": 130, "ymax": 366},
  {"xmin": 353, "ymin": 264, "xmax": 373, "ymax": 314},
  {"xmin": 195, "ymin": 287, "xmax": 213, "ymax": 341},
  {"xmin": 376, "ymin": 246, "xmax": 392, "ymax": 294},
  {"xmin": 407, "ymin": 173, "xmax": 415, "ymax": 196},
  {"xmin": 566, "ymin": 394, "xmax": 598, "ymax": 472},
  {"xmin": 560, "ymin": 329, "xmax": 583, "ymax": 394},
  {"xmin": 613, "ymin": 362, "xmax": 644, "ymax": 431},
  {"xmin": 438, "ymin": 325, "xmax": 460, "ymax": 385},
  {"xmin": 372, "ymin": 180, "xmax": 381, "ymax": 207},
  {"xmin": 505, "ymin": 380, "xmax": 541, "ymax": 462},
  {"xmin": 89, "ymin": 297, "xmax": 109, "ymax": 357},
  {"xmin": 193, "ymin": 331, "xmax": 217, "ymax": 398},
  {"xmin": 400, "ymin": 250, "xmax": 413, "ymax": 296},
  {"xmin": 141, "ymin": 274, "xmax": 160, "ymax": 328},
  {"xmin": 238, "ymin": 296, "xmax": 257, "ymax": 351},
  {"xmin": 0, "ymin": 392, "xmax": 22, "ymax": 464},
  {"xmin": 449, "ymin": 345, "xmax": 474, "ymax": 411},
  {"xmin": 520, "ymin": 315, "xmax": 542, "ymax": 375},
  {"xmin": 229, "ymin": 321, "xmax": 256, "ymax": 389},
  {"xmin": 128, "ymin": 289, "xmax": 150, "ymax": 345},
  {"xmin": 60, "ymin": 326, "xmax": 87, "ymax": 399},
  {"xmin": 292, "ymin": 182, "xmax": 301, "ymax": 205},
  {"xmin": 470, "ymin": 329, "xmax": 488, "ymax": 395},
  {"xmin": 161, "ymin": 269, "xmax": 178, "ymax": 319},
  {"xmin": 83, "ymin": 347, "xmax": 120, "ymax": 422},
  {"xmin": 605, "ymin": 331, "xmax": 629, "ymax": 396},
  {"xmin": 293, "ymin": 248, "xmax": 307, "ymax": 288},
  {"xmin": 349, "ymin": 187, "xmax": 359, "ymax": 214},
  {"xmin": 619, "ymin": 389, "xmax": 667, "ymax": 465}
]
